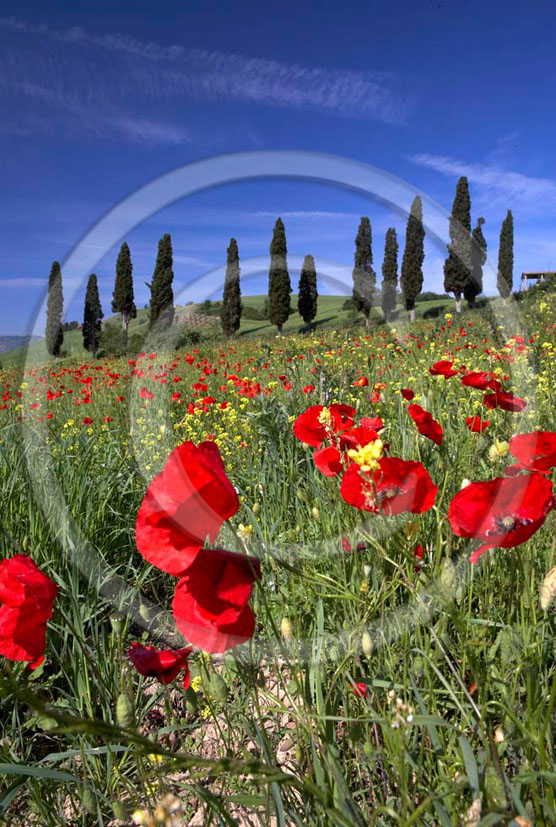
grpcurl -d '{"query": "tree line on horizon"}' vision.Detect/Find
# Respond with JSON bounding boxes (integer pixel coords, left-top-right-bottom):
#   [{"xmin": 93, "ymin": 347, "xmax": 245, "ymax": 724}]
[{"xmin": 44, "ymin": 176, "xmax": 515, "ymax": 356}]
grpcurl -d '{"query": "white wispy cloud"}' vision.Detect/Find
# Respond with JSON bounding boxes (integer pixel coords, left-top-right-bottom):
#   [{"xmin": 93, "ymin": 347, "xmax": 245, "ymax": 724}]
[
  {"xmin": 408, "ymin": 152, "xmax": 556, "ymax": 214},
  {"xmin": 4, "ymin": 79, "xmax": 189, "ymax": 146},
  {"xmin": 0, "ymin": 16, "xmax": 413, "ymax": 127}
]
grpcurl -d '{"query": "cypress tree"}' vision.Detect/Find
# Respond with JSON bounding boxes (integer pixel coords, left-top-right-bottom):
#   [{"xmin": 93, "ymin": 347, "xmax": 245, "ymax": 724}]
[
  {"xmin": 268, "ymin": 218, "xmax": 291, "ymax": 335},
  {"xmin": 111, "ymin": 242, "xmax": 136, "ymax": 345},
  {"xmin": 83, "ymin": 274, "xmax": 103, "ymax": 359},
  {"xmin": 497, "ymin": 210, "xmax": 514, "ymax": 300},
  {"xmin": 465, "ymin": 217, "xmax": 487, "ymax": 308},
  {"xmin": 149, "ymin": 233, "xmax": 174, "ymax": 331},
  {"xmin": 352, "ymin": 217, "xmax": 376, "ymax": 328},
  {"xmin": 221, "ymin": 238, "xmax": 242, "ymax": 336},
  {"xmin": 45, "ymin": 260, "xmax": 64, "ymax": 358},
  {"xmin": 381, "ymin": 228, "xmax": 398, "ymax": 322},
  {"xmin": 401, "ymin": 196, "xmax": 425, "ymax": 321},
  {"xmin": 298, "ymin": 254, "xmax": 318, "ymax": 332},
  {"xmin": 444, "ymin": 176, "xmax": 472, "ymax": 312}
]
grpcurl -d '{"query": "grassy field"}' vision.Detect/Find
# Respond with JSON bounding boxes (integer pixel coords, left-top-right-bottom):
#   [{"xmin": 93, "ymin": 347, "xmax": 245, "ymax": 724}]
[{"xmin": 0, "ymin": 290, "xmax": 554, "ymax": 825}]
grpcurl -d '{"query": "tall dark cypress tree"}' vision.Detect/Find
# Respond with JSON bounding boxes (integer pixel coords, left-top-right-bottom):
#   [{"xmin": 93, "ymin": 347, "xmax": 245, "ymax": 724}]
[
  {"xmin": 352, "ymin": 217, "xmax": 376, "ymax": 328},
  {"xmin": 111, "ymin": 242, "xmax": 136, "ymax": 345},
  {"xmin": 149, "ymin": 233, "xmax": 174, "ymax": 330},
  {"xmin": 268, "ymin": 218, "xmax": 291, "ymax": 335},
  {"xmin": 298, "ymin": 254, "xmax": 318, "ymax": 332},
  {"xmin": 83, "ymin": 274, "xmax": 103, "ymax": 359},
  {"xmin": 465, "ymin": 217, "xmax": 487, "ymax": 308},
  {"xmin": 497, "ymin": 210, "xmax": 514, "ymax": 300},
  {"xmin": 45, "ymin": 260, "xmax": 64, "ymax": 358},
  {"xmin": 401, "ymin": 196, "xmax": 425, "ymax": 321},
  {"xmin": 381, "ymin": 228, "xmax": 398, "ymax": 322},
  {"xmin": 221, "ymin": 238, "xmax": 242, "ymax": 336},
  {"xmin": 444, "ymin": 176, "xmax": 472, "ymax": 312}
]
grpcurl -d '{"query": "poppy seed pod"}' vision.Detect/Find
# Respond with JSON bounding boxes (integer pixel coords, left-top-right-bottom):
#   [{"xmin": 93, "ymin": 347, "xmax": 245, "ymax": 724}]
[
  {"xmin": 281, "ymin": 617, "xmax": 292, "ymax": 640},
  {"xmin": 209, "ymin": 673, "xmax": 228, "ymax": 703},
  {"xmin": 116, "ymin": 693, "xmax": 135, "ymax": 729},
  {"xmin": 361, "ymin": 631, "xmax": 373, "ymax": 658}
]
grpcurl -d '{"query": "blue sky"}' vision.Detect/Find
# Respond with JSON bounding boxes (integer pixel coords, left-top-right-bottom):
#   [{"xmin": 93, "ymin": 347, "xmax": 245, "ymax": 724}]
[{"xmin": 2, "ymin": 0, "xmax": 556, "ymax": 334}]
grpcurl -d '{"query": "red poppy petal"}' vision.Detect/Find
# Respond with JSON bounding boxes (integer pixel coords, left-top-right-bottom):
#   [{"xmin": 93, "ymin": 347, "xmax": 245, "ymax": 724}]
[
  {"xmin": 0, "ymin": 606, "xmax": 47, "ymax": 661},
  {"xmin": 313, "ymin": 446, "xmax": 344, "ymax": 477}
]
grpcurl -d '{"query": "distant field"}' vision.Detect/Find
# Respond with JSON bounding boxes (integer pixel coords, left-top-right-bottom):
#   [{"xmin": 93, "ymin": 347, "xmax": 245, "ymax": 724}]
[{"xmin": 0, "ymin": 294, "xmax": 461, "ymax": 364}]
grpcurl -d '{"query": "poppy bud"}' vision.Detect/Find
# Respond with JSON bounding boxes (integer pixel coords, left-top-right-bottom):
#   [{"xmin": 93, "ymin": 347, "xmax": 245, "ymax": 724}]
[
  {"xmin": 112, "ymin": 801, "xmax": 129, "ymax": 821},
  {"xmin": 412, "ymin": 655, "xmax": 425, "ymax": 677},
  {"xmin": 184, "ymin": 687, "xmax": 198, "ymax": 714},
  {"xmin": 281, "ymin": 617, "xmax": 292, "ymax": 640},
  {"xmin": 361, "ymin": 631, "xmax": 373, "ymax": 658},
  {"xmin": 22, "ymin": 536, "xmax": 30, "ymax": 552},
  {"xmin": 296, "ymin": 488, "xmax": 305, "ymax": 501},
  {"xmin": 80, "ymin": 786, "xmax": 96, "ymax": 814},
  {"xmin": 540, "ymin": 565, "xmax": 556, "ymax": 610},
  {"xmin": 311, "ymin": 506, "xmax": 320, "ymax": 520},
  {"xmin": 209, "ymin": 673, "xmax": 228, "ymax": 703},
  {"xmin": 139, "ymin": 604, "xmax": 155, "ymax": 623},
  {"xmin": 484, "ymin": 765, "xmax": 505, "ymax": 809},
  {"xmin": 252, "ymin": 502, "xmax": 261, "ymax": 516},
  {"xmin": 440, "ymin": 558, "xmax": 455, "ymax": 589},
  {"xmin": 116, "ymin": 693, "xmax": 135, "ymax": 729}
]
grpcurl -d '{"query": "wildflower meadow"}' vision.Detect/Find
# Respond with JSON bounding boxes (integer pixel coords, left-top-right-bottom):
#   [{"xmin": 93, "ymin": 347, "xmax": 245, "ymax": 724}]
[{"xmin": 2, "ymin": 291, "xmax": 556, "ymax": 826}]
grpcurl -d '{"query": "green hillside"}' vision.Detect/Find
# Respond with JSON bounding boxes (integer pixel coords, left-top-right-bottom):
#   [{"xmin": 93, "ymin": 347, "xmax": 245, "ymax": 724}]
[{"xmin": 0, "ymin": 294, "xmax": 459, "ymax": 365}]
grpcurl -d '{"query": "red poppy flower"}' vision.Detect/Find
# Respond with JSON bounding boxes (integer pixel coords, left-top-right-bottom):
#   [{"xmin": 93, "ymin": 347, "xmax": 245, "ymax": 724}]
[
  {"xmin": 136, "ymin": 441, "xmax": 239, "ymax": 576},
  {"xmin": 465, "ymin": 416, "xmax": 490, "ymax": 433},
  {"xmin": 509, "ymin": 431, "xmax": 556, "ymax": 473},
  {"xmin": 340, "ymin": 457, "xmax": 437, "ymax": 515},
  {"xmin": 447, "ymin": 473, "xmax": 555, "ymax": 563},
  {"xmin": 341, "ymin": 537, "xmax": 368, "ymax": 552},
  {"xmin": 401, "ymin": 388, "xmax": 415, "ymax": 401},
  {"xmin": 408, "ymin": 404, "xmax": 443, "ymax": 446},
  {"xmin": 360, "ymin": 416, "xmax": 384, "ymax": 432},
  {"xmin": 172, "ymin": 548, "xmax": 261, "ymax": 653},
  {"xmin": 460, "ymin": 371, "xmax": 501, "ymax": 391},
  {"xmin": 352, "ymin": 376, "xmax": 369, "ymax": 387},
  {"xmin": 0, "ymin": 555, "xmax": 58, "ymax": 662},
  {"xmin": 429, "ymin": 360, "xmax": 458, "ymax": 379},
  {"xmin": 313, "ymin": 446, "xmax": 344, "ymax": 477},
  {"xmin": 293, "ymin": 404, "xmax": 355, "ymax": 448},
  {"xmin": 352, "ymin": 681, "xmax": 368, "ymax": 698},
  {"xmin": 483, "ymin": 391, "xmax": 527, "ymax": 412},
  {"xmin": 129, "ymin": 642, "xmax": 192, "ymax": 688},
  {"xmin": 339, "ymin": 426, "xmax": 381, "ymax": 452},
  {"xmin": 139, "ymin": 387, "xmax": 154, "ymax": 401}
]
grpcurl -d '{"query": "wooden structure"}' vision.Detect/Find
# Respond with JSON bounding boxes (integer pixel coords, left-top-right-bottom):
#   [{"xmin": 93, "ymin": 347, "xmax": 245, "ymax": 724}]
[{"xmin": 521, "ymin": 271, "xmax": 556, "ymax": 290}]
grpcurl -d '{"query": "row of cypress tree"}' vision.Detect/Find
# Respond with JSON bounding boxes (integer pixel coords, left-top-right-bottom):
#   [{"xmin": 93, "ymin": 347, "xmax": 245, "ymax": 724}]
[
  {"xmin": 45, "ymin": 181, "xmax": 515, "ymax": 355},
  {"xmin": 45, "ymin": 232, "xmax": 175, "ymax": 357}
]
